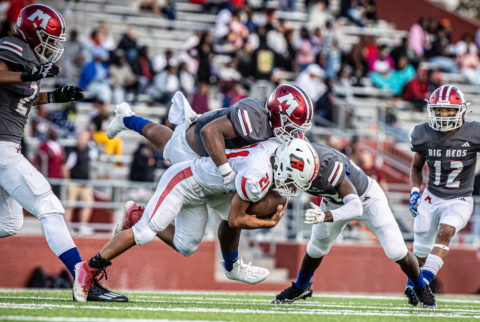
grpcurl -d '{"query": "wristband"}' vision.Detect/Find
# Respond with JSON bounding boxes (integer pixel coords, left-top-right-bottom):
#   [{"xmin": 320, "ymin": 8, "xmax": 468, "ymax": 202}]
[
  {"xmin": 47, "ymin": 92, "xmax": 54, "ymax": 103},
  {"xmin": 218, "ymin": 163, "xmax": 233, "ymax": 176},
  {"xmin": 411, "ymin": 187, "xmax": 420, "ymax": 194}
]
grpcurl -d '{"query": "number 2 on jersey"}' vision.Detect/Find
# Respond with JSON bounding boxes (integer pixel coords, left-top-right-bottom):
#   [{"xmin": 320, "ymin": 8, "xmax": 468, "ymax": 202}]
[
  {"xmin": 433, "ymin": 160, "xmax": 463, "ymax": 188},
  {"xmin": 15, "ymin": 81, "xmax": 38, "ymax": 116}
]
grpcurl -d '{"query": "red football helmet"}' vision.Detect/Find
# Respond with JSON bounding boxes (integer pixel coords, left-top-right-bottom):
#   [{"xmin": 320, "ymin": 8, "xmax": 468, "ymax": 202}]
[
  {"xmin": 266, "ymin": 84, "xmax": 313, "ymax": 142},
  {"xmin": 427, "ymin": 85, "xmax": 469, "ymax": 132},
  {"xmin": 15, "ymin": 4, "xmax": 66, "ymax": 63}
]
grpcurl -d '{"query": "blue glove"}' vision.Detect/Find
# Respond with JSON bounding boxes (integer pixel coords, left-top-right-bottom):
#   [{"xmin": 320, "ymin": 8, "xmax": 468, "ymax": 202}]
[{"xmin": 409, "ymin": 190, "xmax": 421, "ymax": 217}]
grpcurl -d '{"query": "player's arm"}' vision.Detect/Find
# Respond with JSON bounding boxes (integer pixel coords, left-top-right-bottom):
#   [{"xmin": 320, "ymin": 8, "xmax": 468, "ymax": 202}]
[
  {"xmin": 410, "ymin": 152, "xmax": 426, "ymax": 189},
  {"xmin": 33, "ymin": 93, "xmax": 49, "ymax": 106},
  {"xmin": 0, "ymin": 61, "xmax": 23, "ymax": 83},
  {"xmin": 33, "ymin": 86, "xmax": 85, "ymax": 106},
  {"xmin": 200, "ymin": 116, "xmax": 239, "ymax": 179},
  {"xmin": 0, "ymin": 60, "xmax": 59, "ymax": 84},
  {"xmin": 228, "ymin": 192, "xmax": 287, "ymax": 229}
]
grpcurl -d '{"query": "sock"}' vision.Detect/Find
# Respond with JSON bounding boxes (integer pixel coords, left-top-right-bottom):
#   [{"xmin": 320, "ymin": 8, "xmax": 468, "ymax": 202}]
[
  {"xmin": 294, "ymin": 270, "xmax": 314, "ymax": 290},
  {"xmin": 123, "ymin": 115, "xmax": 150, "ymax": 135},
  {"xmin": 221, "ymin": 250, "xmax": 238, "ymax": 272},
  {"xmin": 409, "ymin": 271, "xmax": 427, "ymax": 289},
  {"xmin": 58, "ymin": 247, "xmax": 82, "ymax": 278},
  {"xmin": 40, "ymin": 215, "xmax": 81, "ymax": 278},
  {"xmin": 423, "ymin": 254, "xmax": 444, "ymax": 285},
  {"xmin": 406, "ymin": 277, "xmax": 414, "ymax": 288}
]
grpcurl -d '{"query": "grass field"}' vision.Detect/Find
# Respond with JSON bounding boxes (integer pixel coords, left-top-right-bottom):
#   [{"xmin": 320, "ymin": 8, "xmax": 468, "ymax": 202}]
[{"xmin": 0, "ymin": 289, "xmax": 480, "ymax": 321}]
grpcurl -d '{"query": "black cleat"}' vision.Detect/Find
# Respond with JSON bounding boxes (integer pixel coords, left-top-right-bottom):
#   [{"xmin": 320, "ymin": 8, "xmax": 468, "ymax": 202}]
[
  {"xmin": 269, "ymin": 282, "xmax": 313, "ymax": 305},
  {"xmin": 73, "ymin": 281, "xmax": 129, "ymax": 302},
  {"xmin": 404, "ymin": 286, "xmax": 420, "ymax": 306},
  {"xmin": 416, "ymin": 285, "xmax": 437, "ymax": 309}
]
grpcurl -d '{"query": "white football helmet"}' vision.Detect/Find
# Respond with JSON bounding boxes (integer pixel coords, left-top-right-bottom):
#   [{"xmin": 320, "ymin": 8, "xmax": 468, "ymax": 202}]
[{"xmin": 274, "ymin": 139, "xmax": 319, "ymax": 197}]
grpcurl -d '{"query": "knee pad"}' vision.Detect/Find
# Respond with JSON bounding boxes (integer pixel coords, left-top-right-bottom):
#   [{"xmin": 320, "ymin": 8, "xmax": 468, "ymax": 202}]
[
  {"xmin": 0, "ymin": 219, "xmax": 23, "ymax": 238},
  {"xmin": 414, "ymin": 243, "xmax": 432, "ymax": 259},
  {"xmin": 34, "ymin": 191, "xmax": 65, "ymax": 220},
  {"xmin": 132, "ymin": 221, "xmax": 156, "ymax": 246},
  {"xmin": 384, "ymin": 240, "xmax": 408, "ymax": 262},
  {"xmin": 306, "ymin": 240, "xmax": 331, "ymax": 258},
  {"xmin": 174, "ymin": 236, "xmax": 201, "ymax": 257}
]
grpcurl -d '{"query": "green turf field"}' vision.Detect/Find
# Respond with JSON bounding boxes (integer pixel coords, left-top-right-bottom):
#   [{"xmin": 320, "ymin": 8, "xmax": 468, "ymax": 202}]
[{"xmin": 0, "ymin": 289, "xmax": 479, "ymax": 321}]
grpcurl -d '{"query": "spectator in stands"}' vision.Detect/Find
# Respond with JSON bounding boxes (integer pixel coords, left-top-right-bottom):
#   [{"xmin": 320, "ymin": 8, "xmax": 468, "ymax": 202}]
[
  {"xmin": 456, "ymin": 32, "xmax": 478, "ymax": 56},
  {"xmin": 129, "ymin": 143, "xmax": 155, "ymax": 182},
  {"xmin": 335, "ymin": 66, "xmax": 354, "ymax": 103},
  {"xmin": 427, "ymin": 69, "xmax": 442, "ymax": 94},
  {"xmin": 151, "ymin": 65, "xmax": 179, "ymax": 104},
  {"xmin": 359, "ymin": 151, "xmax": 388, "ymax": 192},
  {"xmin": 390, "ymin": 37, "xmax": 418, "ymax": 68},
  {"xmin": 223, "ymin": 82, "xmax": 245, "ymax": 108},
  {"xmin": 294, "ymin": 27, "xmax": 315, "ymax": 72},
  {"xmin": 378, "ymin": 96, "xmax": 409, "ymax": 142},
  {"xmin": 426, "ymin": 29, "xmax": 457, "ymax": 73},
  {"xmin": 320, "ymin": 21, "xmax": 341, "ymax": 79},
  {"xmin": 457, "ymin": 45, "xmax": 480, "ymax": 86},
  {"xmin": 316, "ymin": 78, "xmax": 335, "ymax": 123},
  {"xmin": 280, "ymin": 0, "xmax": 296, "ymax": 11},
  {"xmin": 152, "ymin": 49, "xmax": 174, "ymax": 74},
  {"xmin": 236, "ymin": 41, "xmax": 255, "ymax": 78},
  {"xmin": 131, "ymin": 46, "xmax": 154, "ymax": 95},
  {"xmin": 62, "ymin": 29, "xmax": 85, "ymax": 85},
  {"xmin": 32, "ymin": 105, "xmax": 49, "ymax": 141},
  {"xmin": 284, "ymin": 29, "xmax": 296, "ymax": 72},
  {"xmin": 403, "ymin": 68, "xmax": 429, "ymax": 111},
  {"xmin": 244, "ymin": 6, "xmax": 256, "ymax": 34},
  {"xmin": 367, "ymin": 45, "xmax": 394, "ymax": 74},
  {"xmin": 64, "ymin": 131, "xmax": 98, "ymax": 236},
  {"xmin": 36, "ymin": 129, "xmax": 65, "ymax": 198},
  {"xmin": 218, "ymin": 60, "xmax": 242, "ymax": 94},
  {"xmin": 178, "ymin": 62, "xmax": 195, "ymax": 97},
  {"xmin": 79, "ymin": 47, "xmax": 112, "ymax": 103},
  {"xmin": 370, "ymin": 56, "xmax": 415, "ymax": 95},
  {"xmin": 408, "ymin": 17, "xmax": 431, "ymax": 58},
  {"xmin": 296, "ymin": 64, "xmax": 326, "ymax": 104},
  {"xmin": 340, "ymin": 0, "xmax": 366, "ymax": 27},
  {"xmin": 83, "ymin": 29, "xmax": 108, "ymax": 63},
  {"xmin": 308, "ymin": 1, "xmax": 332, "ymax": 30},
  {"xmin": 47, "ymin": 103, "xmax": 78, "ymax": 139},
  {"xmin": 117, "ymin": 26, "xmax": 139, "ymax": 64},
  {"xmin": 252, "ymin": 27, "xmax": 275, "ymax": 80},
  {"xmin": 191, "ymin": 32, "xmax": 214, "ymax": 83},
  {"xmin": 341, "ymin": 135, "xmax": 360, "ymax": 165},
  {"xmin": 99, "ymin": 21, "xmax": 117, "ymax": 56},
  {"xmin": 226, "ymin": 13, "xmax": 249, "ymax": 52},
  {"xmin": 365, "ymin": 36, "xmax": 378, "ymax": 62},
  {"xmin": 191, "ymin": 82, "xmax": 210, "ymax": 114},
  {"xmin": 109, "ymin": 52, "xmax": 137, "ymax": 104},
  {"xmin": 364, "ymin": 0, "xmax": 377, "ymax": 21},
  {"xmin": 0, "ymin": 0, "xmax": 34, "ymax": 39},
  {"xmin": 348, "ymin": 34, "xmax": 368, "ymax": 77},
  {"xmin": 215, "ymin": 6, "xmax": 232, "ymax": 40},
  {"xmin": 90, "ymin": 99, "xmax": 123, "ymax": 156},
  {"xmin": 267, "ymin": 24, "xmax": 289, "ymax": 70}
]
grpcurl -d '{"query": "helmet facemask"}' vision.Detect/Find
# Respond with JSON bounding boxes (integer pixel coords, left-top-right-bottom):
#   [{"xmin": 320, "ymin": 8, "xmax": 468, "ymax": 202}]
[
  {"xmin": 428, "ymin": 104, "xmax": 466, "ymax": 132},
  {"xmin": 274, "ymin": 156, "xmax": 311, "ymax": 197},
  {"xmin": 34, "ymin": 28, "xmax": 65, "ymax": 63},
  {"xmin": 273, "ymin": 114, "xmax": 311, "ymax": 142}
]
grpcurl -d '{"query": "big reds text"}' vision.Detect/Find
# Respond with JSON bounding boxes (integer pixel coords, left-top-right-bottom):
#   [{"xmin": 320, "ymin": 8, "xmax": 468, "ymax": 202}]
[{"xmin": 428, "ymin": 149, "xmax": 467, "ymax": 157}]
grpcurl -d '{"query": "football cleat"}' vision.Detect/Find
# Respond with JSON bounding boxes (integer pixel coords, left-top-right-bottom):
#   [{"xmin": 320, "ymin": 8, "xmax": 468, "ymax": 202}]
[
  {"xmin": 107, "ymin": 102, "xmax": 135, "ymax": 139},
  {"xmin": 114, "ymin": 201, "xmax": 144, "ymax": 235},
  {"xmin": 220, "ymin": 257, "xmax": 270, "ymax": 285},
  {"xmin": 416, "ymin": 285, "xmax": 437, "ymax": 309},
  {"xmin": 87, "ymin": 281, "xmax": 128, "ymax": 302},
  {"xmin": 269, "ymin": 282, "xmax": 313, "ymax": 304},
  {"xmin": 404, "ymin": 285, "xmax": 420, "ymax": 306},
  {"xmin": 73, "ymin": 261, "xmax": 98, "ymax": 302}
]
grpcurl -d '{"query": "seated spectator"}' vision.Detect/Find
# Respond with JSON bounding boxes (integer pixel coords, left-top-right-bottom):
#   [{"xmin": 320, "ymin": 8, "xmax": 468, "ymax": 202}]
[
  {"xmin": 456, "ymin": 32, "xmax": 477, "ymax": 56},
  {"xmin": 178, "ymin": 62, "xmax": 195, "ymax": 97},
  {"xmin": 367, "ymin": 45, "xmax": 394, "ymax": 74},
  {"xmin": 294, "ymin": 27, "xmax": 316, "ymax": 72},
  {"xmin": 295, "ymin": 64, "xmax": 326, "ymax": 104},
  {"xmin": 109, "ymin": 52, "xmax": 137, "ymax": 104},
  {"xmin": 226, "ymin": 13, "xmax": 249, "ymax": 52},
  {"xmin": 340, "ymin": 0, "xmax": 366, "ymax": 27},
  {"xmin": 214, "ymin": 6, "xmax": 232, "ymax": 40},
  {"xmin": 236, "ymin": 41, "xmax": 255, "ymax": 78},
  {"xmin": 365, "ymin": 36, "xmax": 378, "ymax": 62},
  {"xmin": 129, "ymin": 143, "xmax": 155, "ymax": 182},
  {"xmin": 35, "ymin": 129, "xmax": 64, "ymax": 198},
  {"xmin": 335, "ymin": 66, "xmax": 354, "ymax": 103},
  {"xmin": 370, "ymin": 56, "xmax": 415, "ymax": 95},
  {"xmin": 426, "ymin": 29, "xmax": 457, "ymax": 73},
  {"xmin": 191, "ymin": 82, "xmax": 210, "ymax": 114},
  {"xmin": 99, "ymin": 21, "xmax": 116, "ymax": 54},
  {"xmin": 83, "ymin": 29, "xmax": 108, "ymax": 63},
  {"xmin": 131, "ymin": 46, "xmax": 154, "ymax": 95},
  {"xmin": 378, "ymin": 96, "xmax": 409, "ymax": 142},
  {"xmin": 151, "ymin": 65, "xmax": 179, "ymax": 104},
  {"xmin": 403, "ymin": 68, "xmax": 429, "ymax": 111},
  {"xmin": 79, "ymin": 47, "xmax": 112, "ymax": 103},
  {"xmin": 152, "ymin": 49, "xmax": 174, "ymax": 74},
  {"xmin": 427, "ymin": 69, "xmax": 442, "ymax": 93},
  {"xmin": 316, "ymin": 78, "xmax": 335, "ymax": 123},
  {"xmin": 218, "ymin": 61, "xmax": 242, "ymax": 94},
  {"xmin": 223, "ymin": 82, "xmax": 245, "ymax": 108},
  {"xmin": 64, "ymin": 131, "xmax": 98, "ymax": 236},
  {"xmin": 309, "ymin": 1, "xmax": 332, "ymax": 30},
  {"xmin": 117, "ymin": 26, "xmax": 139, "ymax": 64},
  {"xmin": 90, "ymin": 99, "xmax": 122, "ymax": 155},
  {"xmin": 390, "ymin": 37, "xmax": 419, "ymax": 68},
  {"xmin": 458, "ymin": 46, "xmax": 480, "ymax": 86},
  {"xmin": 409, "ymin": 17, "xmax": 430, "ymax": 58}
]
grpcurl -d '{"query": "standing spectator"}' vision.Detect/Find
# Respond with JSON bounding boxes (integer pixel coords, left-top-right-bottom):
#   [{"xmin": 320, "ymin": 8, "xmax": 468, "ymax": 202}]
[
  {"xmin": 79, "ymin": 47, "xmax": 112, "ymax": 103},
  {"xmin": 64, "ymin": 131, "xmax": 98, "ymax": 236},
  {"xmin": 294, "ymin": 27, "xmax": 315, "ymax": 72},
  {"xmin": 151, "ymin": 65, "xmax": 179, "ymax": 103},
  {"xmin": 191, "ymin": 82, "xmax": 210, "ymax": 114},
  {"xmin": 348, "ymin": 34, "xmax": 368, "ymax": 76},
  {"xmin": 131, "ymin": 46, "xmax": 154, "ymax": 95},
  {"xmin": 36, "ymin": 129, "xmax": 65, "ymax": 198},
  {"xmin": 236, "ymin": 42, "xmax": 255, "ymax": 78},
  {"xmin": 109, "ymin": 52, "xmax": 137, "ymax": 104},
  {"xmin": 284, "ymin": 29, "xmax": 297, "ymax": 72},
  {"xmin": 295, "ymin": 64, "xmax": 326, "ymax": 104},
  {"xmin": 252, "ymin": 27, "xmax": 275, "ymax": 80},
  {"xmin": 117, "ymin": 26, "xmax": 139, "ymax": 64},
  {"xmin": 61, "ymin": 29, "xmax": 85, "ymax": 85},
  {"xmin": 129, "ymin": 143, "xmax": 155, "ymax": 182},
  {"xmin": 191, "ymin": 32, "xmax": 214, "ymax": 84},
  {"xmin": 403, "ymin": 68, "xmax": 429, "ymax": 111},
  {"xmin": 408, "ymin": 17, "xmax": 431, "ymax": 58},
  {"xmin": 178, "ymin": 62, "xmax": 195, "ymax": 97},
  {"xmin": 320, "ymin": 21, "xmax": 341, "ymax": 79}
]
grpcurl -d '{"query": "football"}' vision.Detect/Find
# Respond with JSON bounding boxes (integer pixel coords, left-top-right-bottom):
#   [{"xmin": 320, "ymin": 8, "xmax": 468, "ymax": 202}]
[{"xmin": 246, "ymin": 190, "xmax": 287, "ymax": 220}]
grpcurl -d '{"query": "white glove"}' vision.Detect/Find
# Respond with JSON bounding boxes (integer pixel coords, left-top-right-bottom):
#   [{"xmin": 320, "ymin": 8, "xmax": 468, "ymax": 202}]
[
  {"xmin": 222, "ymin": 170, "xmax": 236, "ymax": 193},
  {"xmin": 304, "ymin": 202, "xmax": 326, "ymax": 225}
]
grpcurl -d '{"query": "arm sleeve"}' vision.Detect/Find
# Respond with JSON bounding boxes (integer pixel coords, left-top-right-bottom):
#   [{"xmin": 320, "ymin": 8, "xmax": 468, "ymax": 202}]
[
  {"xmin": 322, "ymin": 159, "xmax": 347, "ymax": 189},
  {"xmin": 330, "ymin": 194, "xmax": 363, "ymax": 222},
  {"xmin": 235, "ymin": 174, "xmax": 269, "ymax": 203}
]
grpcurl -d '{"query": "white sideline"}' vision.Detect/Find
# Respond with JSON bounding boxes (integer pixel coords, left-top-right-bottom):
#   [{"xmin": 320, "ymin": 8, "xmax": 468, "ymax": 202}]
[
  {"xmin": 0, "ymin": 302, "xmax": 479, "ymax": 319},
  {"xmin": 0, "ymin": 317, "xmax": 222, "ymax": 322}
]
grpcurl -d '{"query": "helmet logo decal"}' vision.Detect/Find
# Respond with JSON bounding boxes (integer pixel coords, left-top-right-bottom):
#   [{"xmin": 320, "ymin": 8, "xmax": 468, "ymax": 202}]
[
  {"xmin": 277, "ymin": 93, "xmax": 299, "ymax": 117},
  {"xmin": 290, "ymin": 154, "xmax": 304, "ymax": 171},
  {"xmin": 27, "ymin": 10, "xmax": 51, "ymax": 29}
]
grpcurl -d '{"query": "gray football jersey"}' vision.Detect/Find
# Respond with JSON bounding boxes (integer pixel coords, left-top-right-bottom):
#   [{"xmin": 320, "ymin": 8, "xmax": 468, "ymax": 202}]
[
  {"xmin": 411, "ymin": 122, "xmax": 480, "ymax": 199},
  {"xmin": 306, "ymin": 143, "xmax": 369, "ymax": 205},
  {"xmin": 0, "ymin": 37, "xmax": 40, "ymax": 145},
  {"xmin": 194, "ymin": 97, "xmax": 274, "ymax": 156}
]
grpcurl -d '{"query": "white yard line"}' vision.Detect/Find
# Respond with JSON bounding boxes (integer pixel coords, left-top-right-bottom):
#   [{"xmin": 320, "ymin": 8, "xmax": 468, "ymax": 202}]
[
  {"xmin": 0, "ymin": 302, "xmax": 479, "ymax": 319},
  {"xmin": 0, "ymin": 317, "xmax": 224, "ymax": 322}
]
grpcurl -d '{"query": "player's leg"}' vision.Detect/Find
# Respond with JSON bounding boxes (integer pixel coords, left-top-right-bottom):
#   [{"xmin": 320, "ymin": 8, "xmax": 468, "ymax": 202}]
[
  {"xmin": 270, "ymin": 218, "xmax": 349, "ymax": 304},
  {"xmin": 0, "ymin": 185, "xmax": 23, "ymax": 238},
  {"xmin": 422, "ymin": 197, "xmax": 473, "ymax": 287},
  {"xmin": 73, "ymin": 162, "xmax": 196, "ymax": 302}
]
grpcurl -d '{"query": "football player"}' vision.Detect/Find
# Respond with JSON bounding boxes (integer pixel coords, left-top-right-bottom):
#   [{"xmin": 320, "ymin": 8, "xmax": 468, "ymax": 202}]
[
  {"xmin": 408, "ymin": 85, "xmax": 476, "ymax": 301},
  {"xmin": 269, "ymin": 141, "xmax": 436, "ymax": 309},
  {"xmin": 106, "ymin": 85, "xmax": 313, "ymax": 282},
  {"xmin": 0, "ymin": 4, "xmax": 126, "ymax": 302},
  {"xmin": 72, "ymin": 139, "xmax": 319, "ymax": 302}
]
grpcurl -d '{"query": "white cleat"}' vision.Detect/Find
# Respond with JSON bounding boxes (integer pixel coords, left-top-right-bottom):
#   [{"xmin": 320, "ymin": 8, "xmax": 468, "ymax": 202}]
[
  {"xmin": 106, "ymin": 102, "xmax": 135, "ymax": 139},
  {"xmin": 220, "ymin": 257, "xmax": 270, "ymax": 284}
]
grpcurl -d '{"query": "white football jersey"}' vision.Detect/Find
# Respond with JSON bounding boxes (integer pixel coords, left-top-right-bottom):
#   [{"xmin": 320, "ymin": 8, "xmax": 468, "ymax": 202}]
[{"xmin": 191, "ymin": 139, "xmax": 280, "ymax": 202}]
